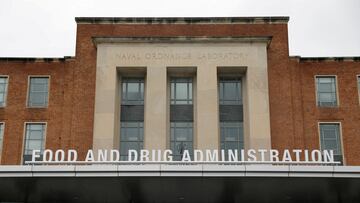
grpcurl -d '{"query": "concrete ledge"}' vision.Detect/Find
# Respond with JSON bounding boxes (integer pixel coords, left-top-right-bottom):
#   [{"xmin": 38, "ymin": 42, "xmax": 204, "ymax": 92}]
[
  {"xmin": 1, "ymin": 164, "xmax": 360, "ymax": 177},
  {"xmin": 0, "ymin": 165, "xmax": 32, "ymax": 177},
  {"xmin": 32, "ymin": 165, "xmax": 75, "ymax": 177},
  {"xmin": 75, "ymin": 17, "xmax": 290, "ymax": 24},
  {"xmin": 289, "ymin": 165, "xmax": 334, "ymax": 177}
]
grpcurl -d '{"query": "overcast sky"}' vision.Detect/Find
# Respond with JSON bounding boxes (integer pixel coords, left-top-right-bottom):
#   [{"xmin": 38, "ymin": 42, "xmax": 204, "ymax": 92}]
[{"xmin": 0, "ymin": 0, "xmax": 359, "ymax": 58}]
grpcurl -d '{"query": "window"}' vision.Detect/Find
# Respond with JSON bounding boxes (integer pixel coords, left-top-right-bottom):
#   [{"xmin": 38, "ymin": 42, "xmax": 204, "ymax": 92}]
[
  {"xmin": 316, "ymin": 76, "xmax": 338, "ymax": 107},
  {"xmin": 219, "ymin": 78, "xmax": 242, "ymax": 105},
  {"xmin": 220, "ymin": 122, "xmax": 244, "ymax": 156},
  {"xmin": 170, "ymin": 122, "xmax": 193, "ymax": 161},
  {"xmin": 28, "ymin": 77, "xmax": 49, "ymax": 107},
  {"xmin": 120, "ymin": 77, "xmax": 145, "ymax": 159},
  {"xmin": 120, "ymin": 122, "xmax": 143, "ymax": 160},
  {"xmin": 171, "ymin": 78, "xmax": 192, "ymax": 104},
  {"xmin": 0, "ymin": 76, "xmax": 8, "ymax": 107},
  {"xmin": 121, "ymin": 78, "xmax": 144, "ymax": 105},
  {"xmin": 23, "ymin": 123, "xmax": 46, "ymax": 162},
  {"xmin": 319, "ymin": 123, "xmax": 343, "ymax": 163},
  {"xmin": 0, "ymin": 123, "xmax": 4, "ymax": 162},
  {"xmin": 170, "ymin": 76, "xmax": 194, "ymax": 160},
  {"xmin": 219, "ymin": 77, "xmax": 244, "ymax": 155}
]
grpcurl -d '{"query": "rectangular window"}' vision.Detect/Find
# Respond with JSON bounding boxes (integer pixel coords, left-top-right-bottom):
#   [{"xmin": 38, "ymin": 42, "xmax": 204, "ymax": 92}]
[
  {"xmin": 0, "ymin": 123, "xmax": 4, "ymax": 162},
  {"xmin": 28, "ymin": 77, "xmax": 49, "ymax": 107},
  {"xmin": 0, "ymin": 76, "xmax": 8, "ymax": 107},
  {"xmin": 170, "ymin": 122, "xmax": 193, "ymax": 161},
  {"xmin": 121, "ymin": 78, "xmax": 144, "ymax": 105},
  {"xmin": 319, "ymin": 123, "xmax": 343, "ymax": 163},
  {"xmin": 220, "ymin": 122, "xmax": 244, "ymax": 154},
  {"xmin": 219, "ymin": 77, "xmax": 242, "ymax": 105},
  {"xmin": 120, "ymin": 77, "xmax": 145, "ymax": 160},
  {"xmin": 170, "ymin": 76, "xmax": 194, "ymax": 160},
  {"xmin": 120, "ymin": 122, "xmax": 144, "ymax": 160},
  {"xmin": 23, "ymin": 123, "xmax": 46, "ymax": 162},
  {"xmin": 171, "ymin": 78, "xmax": 193, "ymax": 104},
  {"xmin": 219, "ymin": 77, "xmax": 244, "ymax": 155},
  {"xmin": 316, "ymin": 76, "xmax": 338, "ymax": 107}
]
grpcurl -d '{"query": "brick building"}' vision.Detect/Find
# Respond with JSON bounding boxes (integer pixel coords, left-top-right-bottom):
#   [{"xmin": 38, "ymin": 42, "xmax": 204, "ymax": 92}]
[{"xmin": 0, "ymin": 17, "xmax": 359, "ymax": 202}]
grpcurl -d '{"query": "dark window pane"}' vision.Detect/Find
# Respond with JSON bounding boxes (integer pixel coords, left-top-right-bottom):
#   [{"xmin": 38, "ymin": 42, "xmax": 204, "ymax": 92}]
[{"xmin": 120, "ymin": 122, "xmax": 143, "ymax": 158}]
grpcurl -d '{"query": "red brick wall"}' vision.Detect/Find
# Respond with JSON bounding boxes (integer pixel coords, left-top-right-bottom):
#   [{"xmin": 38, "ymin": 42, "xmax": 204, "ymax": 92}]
[
  {"xmin": 0, "ymin": 22, "xmax": 359, "ymax": 165},
  {"xmin": 297, "ymin": 60, "xmax": 360, "ymax": 165}
]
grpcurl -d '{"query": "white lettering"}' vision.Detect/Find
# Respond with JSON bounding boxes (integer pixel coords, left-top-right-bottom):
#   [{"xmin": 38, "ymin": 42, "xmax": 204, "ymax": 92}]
[
  {"xmin": 85, "ymin": 150, "xmax": 95, "ymax": 162},
  {"xmin": 206, "ymin": 150, "xmax": 218, "ymax": 162},
  {"xmin": 128, "ymin": 150, "xmax": 138, "ymax": 161},
  {"xmin": 293, "ymin": 149, "xmax": 302, "ymax": 162},
  {"xmin": 140, "ymin": 150, "xmax": 150, "ymax": 161},
  {"xmin": 110, "ymin": 150, "xmax": 119, "ymax": 162},
  {"xmin": 97, "ymin": 150, "xmax": 107, "ymax": 161},
  {"xmin": 164, "ymin": 150, "xmax": 173, "ymax": 161},
  {"xmin": 247, "ymin": 149, "xmax": 257, "ymax": 161},
  {"xmin": 282, "ymin": 150, "xmax": 292, "ymax": 162},
  {"xmin": 182, "ymin": 150, "xmax": 191, "ymax": 161},
  {"xmin": 32, "ymin": 150, "xmax": 41, "ymax": 162},
  {"xmin": 258, "ymin": 149, "xmax": 267, "ymax": 162},
  {"xmin": 228, "ymin": 150, "xmax": 238, "ymax": 162},
  {"xmin": 311, "ymin": 150, "xmax": 322, "ymax": 162},
  {"xmin": 270, "ymin": 150, "xmax": 280, "ymax": 162},
  {"xmin": 194, "ymin": 150, "xmax": 203, "ymax": 162},
  {"xmin": 323, "ymin": 150, "xmax": 334, "ymax": 163},
  {"xmin": 68, "ymin": 149, "xmax": 77, "ymax": 162},
  {"xmin": 43, "ymin": 149, "xmax": 53, "ymax": 162},
  {"xmin": 55, "ymin": 150, "xmax": 65, "ymax": 162}
]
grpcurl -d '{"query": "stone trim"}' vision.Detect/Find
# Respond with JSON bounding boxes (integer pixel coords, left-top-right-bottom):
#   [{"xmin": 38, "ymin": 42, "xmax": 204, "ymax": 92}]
[
  {"xmin": 92, "ymin": 36, "xmax": 273, "ymax": 47},
  {"xmin": 75, "ymin": 17, "xmax": 289, "ymax": 24}
]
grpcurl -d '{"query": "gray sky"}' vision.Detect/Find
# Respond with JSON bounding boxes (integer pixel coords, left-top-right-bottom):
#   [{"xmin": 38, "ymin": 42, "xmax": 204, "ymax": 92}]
[{"xmin": 0, "ymin": 0, "xmax": 359, "ymax": 58}]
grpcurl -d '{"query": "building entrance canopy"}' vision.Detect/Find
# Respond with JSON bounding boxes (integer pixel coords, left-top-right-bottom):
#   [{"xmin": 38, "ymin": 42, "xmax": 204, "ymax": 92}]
[{"xmin": 0, "ymin": 164, "xmax": 360, "ymax": 203}]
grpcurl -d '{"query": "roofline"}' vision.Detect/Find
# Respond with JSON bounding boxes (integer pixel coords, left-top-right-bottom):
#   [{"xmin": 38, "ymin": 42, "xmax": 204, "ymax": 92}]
[
  {"xmin": 92, "ymin": 36, "xmax": 273, "ymax": 47},
  {"xmin": 290, "ymin": 56, "xmax": 360, "ymax": 62},
  {"xmin": 0, "ymin": 56, "xmax": 75, "ymax": 63},
  {"xmin": 75, "ymin": 16, "xmax": 290, "ymax": 24}
]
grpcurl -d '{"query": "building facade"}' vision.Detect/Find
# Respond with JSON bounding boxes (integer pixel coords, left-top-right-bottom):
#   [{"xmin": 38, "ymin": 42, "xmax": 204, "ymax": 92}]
[{"xmin": 0, "ymin": 17, "xmax": 359, "ymax": 166}]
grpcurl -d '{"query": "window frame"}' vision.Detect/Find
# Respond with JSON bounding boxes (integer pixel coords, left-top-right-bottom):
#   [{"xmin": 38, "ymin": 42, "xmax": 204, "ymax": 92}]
[
  {"xmin": 0, "ymin": 122, "xmax": 5, "ymax": 163},
  {"xmin": 317, "ymin": 121, "xmax": 344, "ymax": 164},
  {"xmin": 170, "ymin": 77, "xmax": 193, "ymax": 105},
  {"xmin": 170, "ymin": 122, "xmax": 194, "ymax": 160},
  {"xmin": 0, "ymin": 75, "xmax": 9, "ymax": 108},
  {"xmin": 26, "ymin": 75, "xmax": 50, "ymax": 108},
  {"xmin": 357, "ymin": 75, "xmax": 360, "ymax": 105},
  {"xmin": 121, "ymin": 77, "xmax": 145, "ymax": 105},
  {"xmin": 315, "ymin": 75, "xmax": 339, "ymax": 107},
  {"xmin": 314, "ymin": 75, "xmax": 340, "ymax": 108},
  {"xmin": 218, "ymin": 77, "xmax": 242, "ymax": 105},
  {"xmin": 220, "ymin": 121, "xmax": 244, "ymax": 153},
  {"xmin": 119, "ymin": 121, "xmax": 144, "ymax": 160},
  {"xmin": 21, "ymin": 122, "xmax": 47, "ymax": 164}
]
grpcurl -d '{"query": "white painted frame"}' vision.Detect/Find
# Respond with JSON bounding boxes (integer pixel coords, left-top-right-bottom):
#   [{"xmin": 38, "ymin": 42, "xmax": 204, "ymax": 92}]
[
  {"xmin": 357, "ymin": 74, "xmax": 360, "ymax": 105},
  {"xmin": 0, "ymin": 122, "xmax": 5, "ymax": 163},
  {"xmin": 0, "ymin": 75, "xmax": 9, "ymax": 108},
  {"xmin": 317, "ymin": 121, "xmax": 345, "ymax": 165},
  {"xmin": 314, "ymin": 75, "xmax": 340, "ymax": 107},
  {"xmin": 26, "ymin": 75, "xmax": 51, "ymax": 108},
  {"xmin": 21, "ymin": 122, "xmax": 48, "ymax": 164}
]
